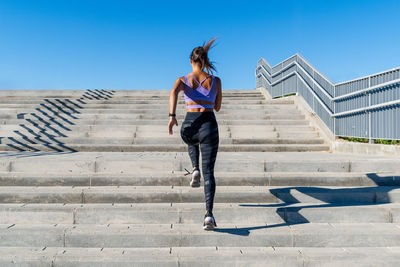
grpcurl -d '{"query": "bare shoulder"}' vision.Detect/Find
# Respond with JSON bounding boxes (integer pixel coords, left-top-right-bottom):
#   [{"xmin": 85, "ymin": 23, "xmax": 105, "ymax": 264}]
[
  {"xmin": 176, "ymin": 76, "xmax": 186, "ymax": 87},
  {"xmin": 171, "ymin": 76, "xmax": 186, "ymax": 93},
  {"xmin": 176, "ymin": 76, "xmax": 185, "ymax": 83},
  {"xmin": 213, "ymin": 75, "xmax": 221, "ymax": 81},
  {"xmin": 213, "ymin": 76, "xmax": 222, "ymax": 88}
]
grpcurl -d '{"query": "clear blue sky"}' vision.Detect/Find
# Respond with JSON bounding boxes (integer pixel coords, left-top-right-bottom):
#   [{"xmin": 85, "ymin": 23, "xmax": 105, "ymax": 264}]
[{"xmin": 0, "ymin": 0, "xmax": 399, "ymax": 90}]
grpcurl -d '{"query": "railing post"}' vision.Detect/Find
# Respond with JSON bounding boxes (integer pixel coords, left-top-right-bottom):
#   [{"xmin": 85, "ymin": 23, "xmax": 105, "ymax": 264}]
[
  {"xmin": 312, "ymin": 72, "xmax": 315, "ymax": 111},
  {"xmin": 312, "ymin": 94, "xmax": 315, "ymax": 111},
  {"xmin": 368, "ymin": 112, "xmax": 373, "ymax": 143},
  {"xmin": 333, "ymin": 86, "xmax": 336, "ymax": 136},
  {"xmin": 368, "ymin": 76, "xmax": 374, "ymax": 144}
]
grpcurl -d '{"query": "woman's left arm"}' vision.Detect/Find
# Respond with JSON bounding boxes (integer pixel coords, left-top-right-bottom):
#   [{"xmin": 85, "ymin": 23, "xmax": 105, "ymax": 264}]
[{"xmin": 168, "ymin": 77, "xmax": 184, "ymax": 135}]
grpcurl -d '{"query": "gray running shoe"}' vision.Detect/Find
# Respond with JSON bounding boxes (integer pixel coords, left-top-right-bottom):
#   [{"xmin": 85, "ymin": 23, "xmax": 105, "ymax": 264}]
[
  {"xmin": 190, "ymin": 169, "xmax": 201, "ymax": 187},
  {"xmin": 203, "ymin": 213, "xmax": 217, "ymax": 230}
]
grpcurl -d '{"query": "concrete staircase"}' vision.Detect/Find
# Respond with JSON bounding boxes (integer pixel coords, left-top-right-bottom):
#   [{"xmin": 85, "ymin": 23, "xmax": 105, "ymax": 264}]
[
  {"xmin": 0, "ymin": 89, "xmax": 328, "ymax": 152},
  {"xmin": 0, "ymin": 89, "xmax": 399, "ymax": 266}
]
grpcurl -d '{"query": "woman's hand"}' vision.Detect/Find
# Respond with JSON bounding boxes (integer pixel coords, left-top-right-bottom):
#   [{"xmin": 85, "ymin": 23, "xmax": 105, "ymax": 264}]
[{"xmin": 168, "ymin": 117, "xmax": 178, "ymax": 135}]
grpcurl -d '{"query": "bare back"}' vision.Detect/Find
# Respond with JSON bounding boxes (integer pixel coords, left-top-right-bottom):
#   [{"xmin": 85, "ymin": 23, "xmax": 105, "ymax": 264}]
[{"xmin": 179, "ymin": 72, "xmax": 222, "ymax": 112}]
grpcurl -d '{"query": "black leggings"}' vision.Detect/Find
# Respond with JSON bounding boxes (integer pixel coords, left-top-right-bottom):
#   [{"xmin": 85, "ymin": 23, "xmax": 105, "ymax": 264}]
[{"xmin": 180, "ymin": 111, "xmax": 219, "ymax": 213}]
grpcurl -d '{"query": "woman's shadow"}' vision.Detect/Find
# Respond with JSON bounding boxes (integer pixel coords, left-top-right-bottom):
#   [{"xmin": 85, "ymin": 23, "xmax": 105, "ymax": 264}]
[{"xmin": 214, "ymin": 173, "xmax": 400, "ymax": 236}]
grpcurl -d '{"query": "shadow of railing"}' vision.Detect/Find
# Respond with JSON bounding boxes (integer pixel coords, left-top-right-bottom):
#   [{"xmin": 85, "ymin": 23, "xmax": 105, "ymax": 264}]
[
  {"xmin": 0, "ymin": 89, "xmax": 115, "ymax": 154},
  {"xmin": 214, "ymin": 173, "xmax": 400, "ymax": 236}
]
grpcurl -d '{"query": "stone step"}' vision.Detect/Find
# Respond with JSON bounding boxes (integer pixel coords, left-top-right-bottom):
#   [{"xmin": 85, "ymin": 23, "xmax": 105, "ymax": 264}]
[
  {"xmin": 0, "ymin": 119, "xmax": 310, "ymax": 126},
  {"xmin": 0, "ymin": 151, "xmax": 398, "ymax": 173},
  {"xmin": 0, "ymin": 98, "xmax": 268, "ymax": 105},
  {"xmin": 0, "ymin": 96, "xmax": 267, "ymax": 104},
  {"xmin": 0, "ymin": 105, "xmax": 299, "ymax": 114},
  {"xmin": 0, "ymin": 143, "xmax": 330, "ymax": 152},
  {"xmin": 0, "ymin": 110, "xmax": 303, "ymax": 120},
  {"xmin": 0, "ymin": 172, "xmax": 397, "ymax": 187},
  {"xmin": 16, "ymin": 112, "xmax": 305, "ymax": 121},
  {"xmin": 0, "ymin": 186, "xmax": 397, "ymax": 204},
  {"xmin": 0, "ymin": 100, "xmax": 293, "ymax": 108},
  {"xmin": 0, "ymin": 124, "xmax": 317, "ymax": 134},
  {"xmin": 1, "ymin": 112, "xmax": 306, "ymax": 121},
  {"xmin": 0, "ymin": 136, "xmax": 325, "ymax": 146},
  {"xmin": 0, "ymin": 107, "xmax": 302, "ymax": 118},
  {"xmin": 138, "ymin": 125, "xmax": 315, "ymax": 131},
  {"xmin": 0, "ymin": 223, "xmax": 399, "ymax": 248},
  {"xmin": 0, "ymin": 100, "xmax": 294, "ymax": 108},
  {"xmin": 0, "ymin": 89, "xmax": 260, "ymax": 96},
  {"xmin": 0, "ymin": 202, "xmax": 398, "ymax": 224},
  {"xmin": 0, "ymin": 246, "xmax": 399, "ymax": 266},
  {"xmin": 0, "ymin": 108, "xmax": 299, "ymax": 119},
  {"xmin": 0, "ymin": 95, "xmax": 264, "ymax": 102},
  {"xmin": 0, "ymin": 127, "xmax": 320, "ymax": 140},
  {"xmin": 0, "ymin": 91, "xmax": 262, "ymax": 98},
  {"xmin": 0, "ymin": 106, "xmax": 300, "ymax": 118},
  {"xmin": 137, "ymin": 132, "xmax": 321, "ymax": 139},
  {"xmin": 0, "ymin": 129, "xmax": 320, "ymax": 143},
  {"xmin": 0, "ymin": 98, "xmax": 281, "ymax": 105}
]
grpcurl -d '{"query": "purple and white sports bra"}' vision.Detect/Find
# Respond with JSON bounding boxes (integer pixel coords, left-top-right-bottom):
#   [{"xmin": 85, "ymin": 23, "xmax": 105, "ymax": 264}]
[{"xmin": 183, "ymin": 74, "xmax": 217, "ymax": 109}]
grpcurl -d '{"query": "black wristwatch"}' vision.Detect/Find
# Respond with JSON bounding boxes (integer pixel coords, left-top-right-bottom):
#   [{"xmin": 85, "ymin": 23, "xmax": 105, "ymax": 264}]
[{"xmin": 169, "ymin": 113, "xmax": 176, "ymax": 117}]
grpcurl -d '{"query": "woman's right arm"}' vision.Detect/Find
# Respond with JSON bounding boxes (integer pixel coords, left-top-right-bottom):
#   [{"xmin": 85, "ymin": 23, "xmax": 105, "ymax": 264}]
[
  {"xmin": 169, "ymin": 77, "xmax": 184, "ymax": 115},
  {"xmin": 168, "ymin": 77, "xmax": 185, "ymax": 135},
  {"xmin": 214, "ymin": 77, "xmax": 222, "ymax": 112}
]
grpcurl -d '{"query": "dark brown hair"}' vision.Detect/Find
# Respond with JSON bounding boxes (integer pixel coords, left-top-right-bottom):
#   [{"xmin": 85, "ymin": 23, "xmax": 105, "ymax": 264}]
[{"xmin": 189, "ymin": 37, "xmax": 218, "ymax": 74}]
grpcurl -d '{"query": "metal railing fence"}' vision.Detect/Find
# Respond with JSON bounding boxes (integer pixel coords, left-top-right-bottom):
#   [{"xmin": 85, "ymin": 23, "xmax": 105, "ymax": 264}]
[{"xmin": 256, "ymin": 53, "xmax": 400, "ymax": 141}]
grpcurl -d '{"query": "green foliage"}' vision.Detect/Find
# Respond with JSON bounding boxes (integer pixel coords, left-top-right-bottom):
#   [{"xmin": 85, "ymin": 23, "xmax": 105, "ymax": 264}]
[
  {"xmin": 284, "ymin": 93, "xmax": 297, "ymax": 97},
  {"xmin": 374, "ymin": 139, "xmax": 400, "ymax": 145},
  {"xmin": 339, "ymin": 136, "xmax": 400, "ymax": 145},
  {"xmin": 340, "ymin": 137, "xmax": 369, "ymax": 143},
  {"xmin": 273, "ymin": 93, "xmax": 296, "ymax": 99}
]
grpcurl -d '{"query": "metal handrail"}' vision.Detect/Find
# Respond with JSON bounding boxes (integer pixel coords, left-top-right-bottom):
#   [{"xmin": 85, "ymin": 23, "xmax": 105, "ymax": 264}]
[
  {"xmin": 257, "ymin": 56, "xmax": 400, "ymax": 113},
  {"xmin": 333, "ymin": 99, "xmax": 400, "ymax": 117},
  {"xmin": 335, "ymin": 66, "xmax": 400, "ymax": 86},
  {"xmin": 256, "ymin": 53, "xmax": 400, "ymax": 140},
  {"xmin": 334, "ymin": 79, "xmax": 400, "ymax": 100}
]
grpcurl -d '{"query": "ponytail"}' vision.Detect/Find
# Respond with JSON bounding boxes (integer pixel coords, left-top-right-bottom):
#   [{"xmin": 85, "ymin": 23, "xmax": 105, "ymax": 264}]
[{"xmin": 190, "ymin": 37, "xmax": 218, "ymax": 74}]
